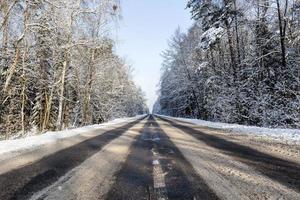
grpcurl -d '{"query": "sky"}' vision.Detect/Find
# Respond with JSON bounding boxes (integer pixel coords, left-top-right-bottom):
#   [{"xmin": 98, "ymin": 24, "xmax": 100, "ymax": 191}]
[{"xmin": 115, "ymin": 0, "xmax": 193, "ymax": 111}]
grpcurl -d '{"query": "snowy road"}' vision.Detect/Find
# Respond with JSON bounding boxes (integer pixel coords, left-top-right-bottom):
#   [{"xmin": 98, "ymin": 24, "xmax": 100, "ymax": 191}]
[{"xmin": 0, "ymin": 115, "xmax": 300, "ymax": 200}]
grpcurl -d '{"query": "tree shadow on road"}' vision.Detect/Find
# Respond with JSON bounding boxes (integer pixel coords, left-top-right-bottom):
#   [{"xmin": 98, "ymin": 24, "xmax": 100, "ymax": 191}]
[
  {"xmin": 158, "ymin": 116, "xmax": 300, "ymax": 193},
  {"xmin": 0, "ymin": 117, "xmax": 146, "ymax": 200}
]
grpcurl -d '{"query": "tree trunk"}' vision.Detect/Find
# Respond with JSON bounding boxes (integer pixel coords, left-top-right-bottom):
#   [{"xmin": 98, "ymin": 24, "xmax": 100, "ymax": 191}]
[
  {"xmin": 233, "ymin": 0, "xmax": 241, "ymax": 64},
  {"xmin": 224, "ymin": 19, "xmax": 237, "ymax": 82},
  {"xmin": 56, "ymin": 59, "xmax": 68, "ymax": 130},
  {"xmin": 83, "ymin": 49, "xmax": 96, "ymax": 125},
  {"xmin": 276, "ymin": 0, "xmax": 288, "ymax": 68},
  {"xmin": 21, "ymin": 1, "xmax": 29, "ymax": 135}
]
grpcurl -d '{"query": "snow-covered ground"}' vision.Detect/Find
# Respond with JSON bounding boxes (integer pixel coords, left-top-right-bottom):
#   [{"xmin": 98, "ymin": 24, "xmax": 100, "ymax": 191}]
[
  {"xmin": 161, "ymin": 115, "xmax": 300, "ymax": 144},
  {"xmin": 0, "ymin": 115, "xmax": 146, "ymax": 156}
]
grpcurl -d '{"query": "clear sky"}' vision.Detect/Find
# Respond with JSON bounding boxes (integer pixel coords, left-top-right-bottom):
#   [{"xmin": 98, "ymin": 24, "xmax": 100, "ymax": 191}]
[{"xmin": 116, "ymin": 0, "xmax": 193, "ymax": 111}]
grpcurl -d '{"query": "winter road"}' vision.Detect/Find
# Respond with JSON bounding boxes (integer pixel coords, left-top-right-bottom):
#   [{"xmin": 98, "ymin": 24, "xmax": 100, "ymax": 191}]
[{"xmin": 0, "ymin": 115, "xmax": 300, "ymax": 200}]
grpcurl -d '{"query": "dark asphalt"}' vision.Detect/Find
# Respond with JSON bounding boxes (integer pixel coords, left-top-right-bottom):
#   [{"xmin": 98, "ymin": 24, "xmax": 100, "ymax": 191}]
[
  {"xmin": 105, "ymin": 115, "xmax": 219, "ymax": 200},
  {"xmin": 1, "ymin": 115, "xmax": 299, "ymax": 200},
  {"xmin": 0, "ymin": 118, "xmax": 145, "ymax": 200},
  {"xmin": 158, "ymin": 116, "xmax": 300, "ymax": 193}
]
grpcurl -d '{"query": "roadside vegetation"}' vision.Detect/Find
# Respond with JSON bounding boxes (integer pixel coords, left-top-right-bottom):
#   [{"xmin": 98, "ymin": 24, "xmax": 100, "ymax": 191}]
[
  {"xmin": 154, "ymin": 0, "xmax": 300, "ymax": 128},
  {"xmin": 0, "ymin": 0, "xmax": 147, "ymax": 139}
]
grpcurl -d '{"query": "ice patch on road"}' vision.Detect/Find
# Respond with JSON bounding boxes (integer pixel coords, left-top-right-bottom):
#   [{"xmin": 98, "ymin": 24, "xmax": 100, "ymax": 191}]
[
  {"xmin": 0, "ymin": 115, "xmax": 146, "ymax": 157},
  {"xmin": 158, "ymin": 115, "xmax": 300, "ymax": 144}
]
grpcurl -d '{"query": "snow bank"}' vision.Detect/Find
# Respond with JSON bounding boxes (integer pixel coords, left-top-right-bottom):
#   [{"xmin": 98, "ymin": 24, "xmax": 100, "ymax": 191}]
[
  {"xmin": 161, "ymin": 115, "xmax": 300, "ymax": 144},
  {"xmin": 0, "ymin": 115, "xmax": 146, "ymax": 156}
]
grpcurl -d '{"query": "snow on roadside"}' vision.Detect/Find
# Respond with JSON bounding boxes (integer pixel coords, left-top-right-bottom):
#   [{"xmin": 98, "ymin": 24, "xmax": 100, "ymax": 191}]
[
  {"xmin": 0, "ymin": 115, "xmax": 146, "ymax": 156},
  {"xmin": 160, "ymin": 115, "xmax": 300, "ymax": 144}
]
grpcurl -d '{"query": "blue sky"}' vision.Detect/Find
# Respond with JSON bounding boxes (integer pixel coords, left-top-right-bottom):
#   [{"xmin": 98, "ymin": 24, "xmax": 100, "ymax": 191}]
[{"xmin": 116, "ymin": 0, "xmax": 193, "ymax": 110}]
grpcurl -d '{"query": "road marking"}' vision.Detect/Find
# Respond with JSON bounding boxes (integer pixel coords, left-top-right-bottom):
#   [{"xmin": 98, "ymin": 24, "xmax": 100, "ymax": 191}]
[
  {"xmin": 152, "ymin": 156, "xmax": 168, "ymax": 200},
  {"xmin": 153, "ymin": 159, "xmax": 166, "ymax": 188},
  {"xmin": 151, "ymin": 133, "xmax": 168, "ymax": 200}
]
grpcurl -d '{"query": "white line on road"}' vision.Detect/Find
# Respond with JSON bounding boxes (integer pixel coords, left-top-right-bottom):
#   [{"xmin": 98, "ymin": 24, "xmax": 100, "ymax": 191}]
[
  {"xmin": 151, "ymin": 132, "xmax": 168, "ymax": 200},
  {"xmin": 153, "ymin": 159, "xmax": 166, "ymax": 189}
]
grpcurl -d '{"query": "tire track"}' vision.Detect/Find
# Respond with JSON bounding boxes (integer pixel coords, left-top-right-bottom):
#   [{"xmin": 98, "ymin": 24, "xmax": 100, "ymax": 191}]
[
  {"xmin": 151, "ymin": 118, "xmax": 219, "ymax": 200},
  {"xmin": 0, "ymin": 117, "xmax": 145, "ymax": 200},
  {"xmin": 104, "ymin": 118, "xmax": 153, "ymax": 200},
  {"xmin": 158, "ymin": 116, "xmax": 300, "ymax": 194},
  {"xmin": 105, "ymin": 115, "xmax": 219, "ymax": 200}
]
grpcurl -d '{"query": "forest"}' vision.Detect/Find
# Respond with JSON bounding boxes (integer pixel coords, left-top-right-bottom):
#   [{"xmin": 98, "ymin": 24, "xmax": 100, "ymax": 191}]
[
  {"xmin": 0, "ymin": 0, "xmax": 147, "ymax": 139},
  {"xmin": 154, "ymin": 0, "xmax": 300, "ymax": 128}
]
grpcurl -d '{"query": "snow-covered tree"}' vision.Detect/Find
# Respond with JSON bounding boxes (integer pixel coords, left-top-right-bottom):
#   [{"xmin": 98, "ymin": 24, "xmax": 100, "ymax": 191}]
[
  {"xmin": 155, "ymin": 0, "xmax": 300, "ymax": 128},
  {"xmin": 0, "ymin": 0, "xmax": 147, "ymax": 139}
]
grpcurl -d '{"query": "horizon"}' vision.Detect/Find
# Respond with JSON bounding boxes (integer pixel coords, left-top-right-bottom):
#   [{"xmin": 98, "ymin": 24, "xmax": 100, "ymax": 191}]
[{"xmin": 116, "ymin": 0, "xmax": 193, "ymax": 110}]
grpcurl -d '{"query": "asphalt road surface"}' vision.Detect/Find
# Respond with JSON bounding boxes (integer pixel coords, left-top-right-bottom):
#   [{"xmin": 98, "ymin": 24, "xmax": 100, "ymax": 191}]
[{"xmin": 0, "ymin": 115, "xmax": 299, "ymax": 200}]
